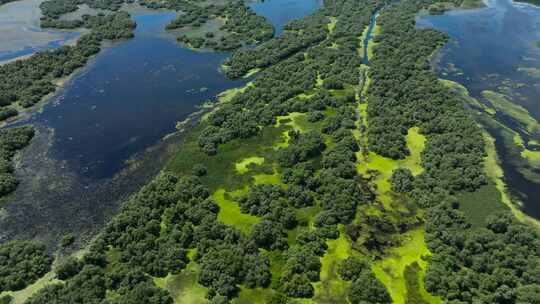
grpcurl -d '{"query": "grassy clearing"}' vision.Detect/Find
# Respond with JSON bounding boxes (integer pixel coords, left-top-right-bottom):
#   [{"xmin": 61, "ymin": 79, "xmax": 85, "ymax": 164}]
[
  {"xmin": 166, "ymin": 123, "xmax": 282, "ymax": 192},
  {"xmin": 367, "ymin": 21, "xmax": 381, "ymax": 60},
  {"xmin": 154, "ymin": 261, "xmax": 209, "ymax": 304},
  {"xmin": 0, "ymin": 271, "xmax": 60, "ymax": 304},
  {"xmin": 372, "ymin": 228, "xmax": 441, "ymax": 304},
  {"xmin": 327, "ymin": 17, "xmax": 337, "ymax": 34},
  {"xmin": 312, "ymin": 229, "xmax": 352, "ymax": 304},
  {"xmin": 235, "ymin": 156, "xmax": 265, "ymax": 174},
  {"xmin": 213, "ymin": 188, "xmax": 259, "ymax": 235},
  {"xmin": 482, "ymin": 90, "xmax": 540, "ymax": 134},
  {"xmin": 356, "ymin": 127, "xmax": 426, "ymax": 209}
]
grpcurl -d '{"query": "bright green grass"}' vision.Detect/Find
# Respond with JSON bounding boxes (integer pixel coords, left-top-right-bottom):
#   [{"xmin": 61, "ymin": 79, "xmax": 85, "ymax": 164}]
[
  {"xmin": 0, "ymin": 271, "xmax": 60, "ymax": 304},
  {"xmin": 482, "ymin": 90, "xmax": 540, "ymax": 134},
  {"xmin": 213, "ymin": 188, "xmax": 259, "ymax": 235},
  {"xmin": 327, "ymin": 17, "xmax": 337, "ymax": 34},
  {"xmin": 235, "ymin": 156, "xmax": 265, "ymax": 174},
  {"xmin": 372, "ymin": 229, "xmax": 441, "ymax": 304},
  {"xmin": 312, "ymin": 229, "xmax": 352, "ymax": 304},
  {"xmin": 166, "ymin": 123, "xmax": 282, "ymax": 192},
  {"xmin": 367, "ymin": 21, "xmax": 381, "ymax": 60},
  {"xmin": 356, "ymin": 127, "xmax": 426, "ymax": 209},
  {"xmin": 154, "ymin": 261, "xmax": 209, "ymax": 304}
]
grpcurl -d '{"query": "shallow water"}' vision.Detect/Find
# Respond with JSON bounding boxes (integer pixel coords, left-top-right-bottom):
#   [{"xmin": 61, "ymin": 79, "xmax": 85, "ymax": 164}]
[
  {"xmin": 0, "ymin": 0, "xmax": 80, "ymax": 61},
  {"xmin": 417, "ymin": 0, "xmax": 540, "ymax": 218},
  {"xmin": 1, "ymin": 0, "xmax": 322, "ymax": 246}
]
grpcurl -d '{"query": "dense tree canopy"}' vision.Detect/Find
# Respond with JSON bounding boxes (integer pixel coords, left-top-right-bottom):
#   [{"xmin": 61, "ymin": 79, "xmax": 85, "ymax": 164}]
[{"xmin": 0, "ymin": 240, "xmax": 52, "ymax": 292}]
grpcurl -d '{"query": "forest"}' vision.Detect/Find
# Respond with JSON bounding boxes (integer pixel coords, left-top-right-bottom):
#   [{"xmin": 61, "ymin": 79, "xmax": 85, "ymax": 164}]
[{"xmin": 0, "ymin": 0, "xmax": 538, "ymax": 303}]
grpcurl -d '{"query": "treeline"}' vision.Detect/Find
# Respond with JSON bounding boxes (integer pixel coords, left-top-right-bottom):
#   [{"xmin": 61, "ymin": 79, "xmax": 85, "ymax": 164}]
[
  {"xmin": 39, "ymin": 0, "xmax": 126, "ymax": 21},
  {"xmin": 0, "ymin": 240, "xmax": 52, "ymax": 293},
  {"xmin": 0, "ymin": 12, "xmax": 135, "ymax": 122},
  {"xmin": 24, "ymin": 173, "xmax": 272, "ymax": 303},
  {"xmin": 369, "ymin": 0, "xmax": 540, "ymax": 303},
  {"xmin": 222, "ymin": 12, "xmax": 330, "ymax": 78},
  {"xmin": 169, "ymin": 1, "xmax": 274, "ymax": 51},
  {"xmin": 0, "ymin": 127, "xmax": 34, "ymax": 199},
  {"xmin": 201, "ymin": 0, "xmax": 379, "ymax": 153}
]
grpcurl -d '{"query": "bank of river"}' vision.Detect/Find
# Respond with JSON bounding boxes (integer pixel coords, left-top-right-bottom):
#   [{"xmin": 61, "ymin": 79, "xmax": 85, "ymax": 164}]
[
  {"xmin": 0, "ymin": 0, "xmax": 321, "ymax": 247},
  {"xmin": 0, "ymin": 0, "xmax": 81, "ymax": 62},
  {"xmin": 418, "ymin": 0, "xmax": 540, "ymax": 219}
]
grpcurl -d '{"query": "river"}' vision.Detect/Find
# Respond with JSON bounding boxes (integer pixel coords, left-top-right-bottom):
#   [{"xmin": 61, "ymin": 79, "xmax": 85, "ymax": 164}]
[
  {"xmin": 417, "ymin": 0, "xmax": 540, "ymax": 219},
  {"xmin": 0, "ymin": 0, "xmax": 322, "ymax": 246}
]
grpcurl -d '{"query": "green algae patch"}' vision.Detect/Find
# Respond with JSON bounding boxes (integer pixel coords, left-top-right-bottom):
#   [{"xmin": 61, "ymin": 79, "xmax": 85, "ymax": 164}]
[
  {"xmin": 482, "ymin": 90, "xmax": 540, "ymax": 134},
  {"xmin": 372, "ymin": 229, "xmax": 441, "ymax": 304},
  {"xmin": 327, "ymin": 17, "xmax": 337, "ymax": 34},
  {"xmin": 517, "ymin": 67, "xmax": 540, "ymax": 78},
  {"xmin": 154, "ymin": 262, "xmax": 209, "ymax": 304},
  {"xmin": 312, "ymin": 230, "xmax": 352, "ymax": 303},
  {"xmin": 235, "ymin": 156, "xmax": 265, "ymax": 174},
  {"xmin": 357, "ymin": 127, "xmax": 425, "ymax": 209},
  {"xmin": 367, "ymin": 21, "xmax": 381, "ymax": 60},
  {"xmin": 275, "ymin": 112, "xmax": 307, "ymax": 132},
  {"xmin": 481, "ymin": 131, "xmax": 540, "ymax": 228},
  {"xmin": 213, "ymin": 188, "xmax": 259, "ymax": 234}
]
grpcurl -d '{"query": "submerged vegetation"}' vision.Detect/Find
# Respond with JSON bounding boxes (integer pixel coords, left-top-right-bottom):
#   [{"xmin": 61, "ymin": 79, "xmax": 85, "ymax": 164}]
[{"xmin": 0, "ymin": 0, "xmax": 539, "ymax": 303}]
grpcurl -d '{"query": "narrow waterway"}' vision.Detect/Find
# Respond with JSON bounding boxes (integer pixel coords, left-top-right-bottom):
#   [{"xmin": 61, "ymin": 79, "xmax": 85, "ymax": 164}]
[
  {"xmin": 0, "ymin": 0, "xmax": 322, "ymax": 247},
  {"xmin": 417, "ymin": 0, "xmax": 540, "ymax": 218}
]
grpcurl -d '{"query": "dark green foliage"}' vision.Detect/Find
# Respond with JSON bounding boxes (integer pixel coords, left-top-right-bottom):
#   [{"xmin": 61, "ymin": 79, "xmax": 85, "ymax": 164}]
[
  {"xmin": 390, "ymin": 168, "xmax": 414, "ymax": 193},
  {"xmin": 0, "ymin": 126, "xmax": 34, "ymax": 197},
  {"xmin": 60, "ymin": 233, "xmax": 75, "ymax": 248},
  {"xmin": 249, "ymin": 220, "xmax": 288, "ymax": 250},
  {"xmin": 404, "ymin": 262, "xmax": 429, "ymax": 304},
  {"xmin": 338, "ymin": 256, "xmax": 391, "ymax": 304},
  {"xmin": 223, "ymin": 12, "xmax": 329, "ymax": 78},
  {"xmin": 0, "ymin": 295, "xmax": 12, "ymax": 304},
  {"xmin": 424, "ymin": 209, "xmax": 540, "ymax": 303},
  {"xmin": 0, "ymin": 12, "xmax": 135, "ymax": 116},
  {"xmin": 368, "ymin": 0, "xmax": 485, "ymax": 193},
  {"xmin": 0, "ymin": 240, "xmax": 52, "ymax": 292},
  {"xmin": 349, "ymin": 272, "xmax": 392, "ymax": 304},
  {"xmin": 337, "ymin": 257, "xmax": 369, "ymax": 281},
  {"xmin": 56, "ymin": 257, "xmax": 82, "ymax": 280},
  {"xmin": 164, "ymin": 1, "xmax": 273, "ymax": 51},
  {"xmin": 278, "ymin": 131, "xmax": 326, "ymax": 167}
]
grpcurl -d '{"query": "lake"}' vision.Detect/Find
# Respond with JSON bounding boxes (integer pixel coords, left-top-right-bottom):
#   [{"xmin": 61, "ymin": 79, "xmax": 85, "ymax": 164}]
[
  {"xmin": 417, "ymin": 0, "xmax": 540, "ymax": 219},
  {"xmin": 0, "ymin": 0, "xmax": 322, "ymax": 246}
]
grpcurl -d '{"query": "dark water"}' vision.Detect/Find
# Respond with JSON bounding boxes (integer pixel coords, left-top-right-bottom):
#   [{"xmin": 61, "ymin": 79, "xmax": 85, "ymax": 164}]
[
  {"xmin": 417, "ymin": 0, "xmax": 540, "ymax": 218},
  {"xmin": 249, "ymin": 0, "xmax": 323, "ymax": 35},
  {"xmin": 362, "ymin": 11, "xmax": 380, "ymax": 64},
  {"xmin": 21, "ymin": 12, "xmax": 243, "ymax": 178},
  {"xmin": 1, "ymin": 1, "xmax": 322, "ymax": 246}
]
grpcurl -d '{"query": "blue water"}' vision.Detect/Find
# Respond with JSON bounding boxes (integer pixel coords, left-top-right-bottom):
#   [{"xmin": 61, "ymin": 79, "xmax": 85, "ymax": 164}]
[
  {"xmin": 20, "ymin": 12, "xmax": 243, "ymax": 178},
  {"xmin": 17, "ymin": 0, "xmax": 322, "ymax": 179},
  {"xmin": 249, "ymin": 0, "xmax": 323, "ymax": 35},
  {"xmin": 0, "ymin": 32, "xmax": 80, "ymax": 62},
  {"xmin": 417, "ymin": 0, "xmax": 540, "ymax": 218}
]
